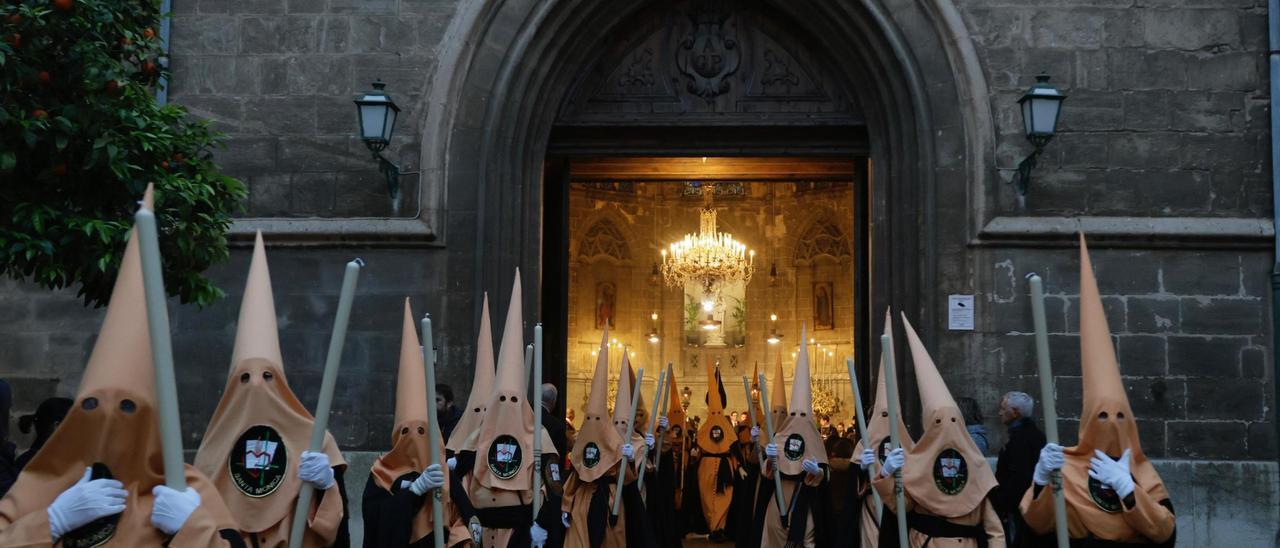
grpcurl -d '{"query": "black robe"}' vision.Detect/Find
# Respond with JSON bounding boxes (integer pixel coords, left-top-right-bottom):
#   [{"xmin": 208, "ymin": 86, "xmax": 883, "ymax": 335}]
[
  {"xmin": 778, "ymin": 470, "xmax": 835, "ymax": 548},
  {"xmin": 731, "ymin": 446, "xmax": 762, "ymax": 548},
  {"xmin": 681, "ymin": 452, "xmax": 709, "ymax": 535},
  {"xmin": 362, "ymin": 471, "xmax": 446, "ymax": 548},
  {"xmin": 644, "ymin": 449, "xmax": 682, "ymax": 547},
  {"xmin": 450, "ymin": 449, "xmax": 562, "ymax": 545}
]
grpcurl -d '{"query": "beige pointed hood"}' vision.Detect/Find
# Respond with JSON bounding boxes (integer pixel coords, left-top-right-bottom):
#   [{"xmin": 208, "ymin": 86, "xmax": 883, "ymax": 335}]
[
  {"xmin": 1054, "ymin": 234, "xmax": 1168, "ymax": 537},
  {"xmin": 473, "ymin": 270, "xmax": 536, "ymax": 490},
  {"xmin": 614, "ymin": 352, "xmax": 647, "ymax": 465},
  {"xmin": 855, "ymin": 309, "xmax": 914, "ymax": 459},
  {"xmin": 371, "ymin": 299, "xmax": 446, "ymax": 541},
  {"xmin": 769, "ymin": 352, "xmax": 789, "ymax": 433},
  {"xmin": 0, "ymin": 185, "xmax": 237, "ymax": 546},
  {"xmin": 448, "ymin": 292, "xmax": 496, "ymax": 453},
  {"xmin": 899, "ymin": 313, "xmax": 996, "ymax": 517},
  {"xmin": 571, "ymin": 329, "xmax": 624, "ymax": 482},
  {"xmin": 624, "ymin": 353, "xmax": 649, "ymax": 438},
  {"xmin": 664, "ymin": 366, "xmax": 687, "ymax": 451},
  {"xmin": 772, "ymin": 325, "xmax": 827, "ymax": 475},
  {"xmin": 195, "ymin": 231, "xmax": 345, "ymax": 533},
  {"xmin": 696, "ymin": 361, "xmax": 735, "ymax": 455}
]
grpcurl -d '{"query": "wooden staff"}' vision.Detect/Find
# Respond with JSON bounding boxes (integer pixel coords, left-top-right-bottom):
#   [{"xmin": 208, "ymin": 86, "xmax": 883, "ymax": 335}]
[
  {"xmin": 845, "ymin": 357, "xmax": 882, "ymax": 518},
  {"xmin": 740, "ymin": 377, "xmax": 765, "ymax": 473},
  {"xmin": 612, "ymin": 367, "xmax": 644, "ymax": 517},
  {"xmin": 134, "ymin": 204, "xmax": 185, "ymax": 490},
  {"xmin": 637, "ymin": 366, "xmax": 668, "ymax": 494},
  {"xmin": 880, "ymin": 333, "xmax": 908, "ymax": 548},
  {"xmin": 1029, "ymin": 274, "xmax": 1070, "ymax": 547},
  {"xmin": 287, "ymin": 259, "xmax": 362, "ymax": 548},
  {"xmin": 532, "ymin": 324, "xmax": 543, "ymax": 520},
  {"xmin": 422, "ymin": 315, "xmax": 445, "ymax": 548},
  {"xmin": 756, "ymin": 373, "xmax": 787, "ymax": 523}
]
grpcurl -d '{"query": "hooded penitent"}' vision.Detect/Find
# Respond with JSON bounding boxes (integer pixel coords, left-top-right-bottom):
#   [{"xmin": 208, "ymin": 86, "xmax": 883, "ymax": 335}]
[
  {"xmin": 696, "ymin": 363, "xmax": 735, "ymax": 456},
  {"xmin": 0, "ymin": 186, "xmax": 238, "ymax": 546},
  {"xmin": 370, "ymin": 299, "xmax": 448, "ymax": 541},
  {"xmin": 194, "ymin": 231, "xmax": 346, "ymax": 536},
  {"xmin": 854, "ymin": 310, "xmax": 915, "ymax": 460},
  {"xmin": 616, "ymin": 353, "xmax": 650, "ymax": 471},
  {"xmin": 473, "ymin": 271, "xmax": 537, "ymax": 491},
  {"xmin": 771, "ymin": 326, "xmax": 828, "ymax": 476},
  {"xmin": 571, "ymin": 330, "xmax": 623, "ymax": 483},
  {"xmin": 623, "ymin": 354, "xmax": 649, "ymax": 441},
  {"xmin": 1028, "ymin": 235, "xmax": 1170, "ymax": 540},
  {"xmin": 447, "ymin": 293, "xmax": 496, "ymax": 454},
  {"xmin": 899, "ymin": 313, "xmax": 997, "ymax": 518}
]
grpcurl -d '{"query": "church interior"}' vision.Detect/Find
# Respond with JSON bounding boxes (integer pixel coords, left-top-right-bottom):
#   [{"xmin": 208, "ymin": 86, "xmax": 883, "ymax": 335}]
[{"xmin": 562, "ymin": 157, "xmax": 867, "ymax": 428}]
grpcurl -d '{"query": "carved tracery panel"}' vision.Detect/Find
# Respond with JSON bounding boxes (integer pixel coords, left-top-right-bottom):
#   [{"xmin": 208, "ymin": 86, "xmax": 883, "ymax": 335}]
[{"xmin": 578, "ymin": 218, "xmax": 632, "ymax": 263}]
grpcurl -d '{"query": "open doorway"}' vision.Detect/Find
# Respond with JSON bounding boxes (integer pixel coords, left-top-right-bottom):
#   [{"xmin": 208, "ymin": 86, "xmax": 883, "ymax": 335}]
[{"xmin": 544, "ymin": 156, "xmax": 870, "ymax": 436}]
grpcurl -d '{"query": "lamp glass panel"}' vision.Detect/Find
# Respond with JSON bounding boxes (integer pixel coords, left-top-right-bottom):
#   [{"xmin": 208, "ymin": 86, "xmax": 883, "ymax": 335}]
[
  {"xmin": 1020, "ymin": 99, "xmax": 1034, "ymax": 137},
  {"xmin": 381, "ymin": 108, "xmax": 398, "ymax": 142},
  {"xmin": 1030, "ymin": 98, "xmax": 1060, "ymax": 135},
  {"xmin": 360, "ymin": 104, "xmax": 387, "ymax": 141}
]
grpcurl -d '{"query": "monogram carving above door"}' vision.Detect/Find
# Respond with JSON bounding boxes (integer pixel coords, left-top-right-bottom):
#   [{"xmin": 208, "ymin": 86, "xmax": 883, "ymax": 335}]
[{"xmin": 557, "ymin": 0, "xmax": 862, "ymax": 127}]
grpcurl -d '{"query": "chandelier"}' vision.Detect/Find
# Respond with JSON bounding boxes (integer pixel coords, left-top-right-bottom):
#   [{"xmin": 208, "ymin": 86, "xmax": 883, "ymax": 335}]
[{"xmin": 660, "ymin": 184, "xmax": 755, "ymax": 298}]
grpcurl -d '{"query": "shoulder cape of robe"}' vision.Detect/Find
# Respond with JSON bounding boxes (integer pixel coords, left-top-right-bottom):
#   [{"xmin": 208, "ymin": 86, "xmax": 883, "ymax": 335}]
[
  {"xmin": 873, "ymin": 472, "xmax": 1004, "ymax": 548},
  {"xmin": 362, "ymin": 471, "xmax": 470, "ymax": 548},
  {"xmin": 1019, "ymin": 480, "xmax": 1176, "ymax": 547}
]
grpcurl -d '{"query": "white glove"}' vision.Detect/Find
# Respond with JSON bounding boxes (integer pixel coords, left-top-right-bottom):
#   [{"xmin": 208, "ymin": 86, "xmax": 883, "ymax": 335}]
[
  {"xmin": 151, "ymin": 485, "xmax": 200, "ymax": 536},
  {"xmin": 644, "ymin": 433, "xmax": 655, "ymax": 451},
  {"xmin": 47, "ymin": 468, "xmax": 127, "ymax": 540},
  {"xmin": 530, "ymin": 522, "xmax": 548, "ymax": 547},
  {"xmin": 1089, "ymin": 449, "xmax": 1135, "ymax": 498},
  {"xmin": 658, "ymin": 416, "xmax": 669, "ymax": 430},
  {"xmin": 750, "ymin": 426, "xmax": 760, "ymax": 442},
  {"xmin": 859, "ymin": 448, "xmax": 876, "ymax": 471},
  {"xmin": 802, "ymin": 458, "xmax": 821, "ymax": 476},
  {"xmin": 880, "ymin": 447, "xmax": 904, "ymax": 478},
  {"xmin": 561, "ymin": 511, "xmax": 570, "ymax": 529},
  {"xmin": 299, "ymin": 451, "xmax": 335, "ymax": 490},
  {"xmin": 764, "ymin": 443, "xmax": 778, "ymax": 466},
  {"xmin": 409, "ymin": 463, "xmax": 445, "ymax": 496},
  {"xmin": 469, "ymin": 522, "xmax": 483, "ymax": 543},
  {"xmin": 447, "ymin": 457, "xmax": 457, "ymax": 471},
  {"xmin": 621, "ymin": 443, "xmax": 634, "ymax": 460},
  {"xmin": 1033, "ymin": 443, "xmax": 1065, "ymax": 486}
]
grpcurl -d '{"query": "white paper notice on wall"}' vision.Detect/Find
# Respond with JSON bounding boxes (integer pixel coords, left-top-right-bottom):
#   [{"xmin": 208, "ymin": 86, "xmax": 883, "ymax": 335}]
[{"xmin": 947, "ymin": 295, "xmax": 975, "ymax": 331}]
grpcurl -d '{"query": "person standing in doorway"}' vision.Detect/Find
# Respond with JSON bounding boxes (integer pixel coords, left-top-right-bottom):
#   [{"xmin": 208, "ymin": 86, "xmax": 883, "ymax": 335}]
[
  {"xmin": 436, "ymin": 384, "xmax": 463, "ymax": 444},
  {"xmin": 957, "ymin": 397, "xmax": 990, "ymax": 455},
  {"xmin": 994, "ymin": 391, "xmax": 1045, "ymax": 545}
]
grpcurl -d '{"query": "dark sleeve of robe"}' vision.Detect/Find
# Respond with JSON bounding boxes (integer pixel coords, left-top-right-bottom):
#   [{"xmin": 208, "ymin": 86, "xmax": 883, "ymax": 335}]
[
  {"xmin": 451, "ymin": 451, "xmax": 478, "ymax": 523},
  {"xmin": 645, "ymin": 449, "xmax": 682, "ymax": 547},
  {"xmin": 361, "ymin": 472, "xmax": 437, "ymax": 548},
  {"xmin": 622, "ymin": 478, "xmax": 659, "ymax": 548}
]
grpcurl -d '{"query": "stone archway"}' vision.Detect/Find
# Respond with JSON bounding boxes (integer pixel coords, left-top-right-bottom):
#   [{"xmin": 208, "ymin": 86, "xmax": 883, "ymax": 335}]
[{"xmin": 416, "ymin": 0, "xmax": 994, "ymax": 413}]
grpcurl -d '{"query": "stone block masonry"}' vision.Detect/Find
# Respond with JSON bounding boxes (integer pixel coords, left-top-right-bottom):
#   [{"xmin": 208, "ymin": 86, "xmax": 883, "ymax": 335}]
[{"xmin": 168, "ymin": 0, "xmax": 459, "ymax": 218}]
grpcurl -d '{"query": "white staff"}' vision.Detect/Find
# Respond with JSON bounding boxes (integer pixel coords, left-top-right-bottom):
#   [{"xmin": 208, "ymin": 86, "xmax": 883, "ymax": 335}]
[
  {"xmin": 756, "ymin": 373, "xmax": 787, "ymax": 523},
  {"xmin": 637, "ymin": 366, "xmax": 668, "ymax": 492},
  {"xmin": 845, "ymin": 357, "xmax": 882, "ymax": 518},
  {"xmin": 422, "ymin": 315, "xmax": 445, "ymax": 548},
  {"xmin": 1028, "ymin": 274, "xmax": 1070, "ymax": 547},
  {"xmin": 134, "ymin": 197, "xmax": 185, "ymax": 490},
  {"xmin": 532, "ymin": 324, "xmax": 544, "ymax": 520},
  {"xmin": 287, "ymin": 258, "xmax": 362, "ymax": 548},
  {"xmin": 611, "ymin": 367, "xmax": 644, "ymax": 517},
  {"xmin": 880, "ymin": 333, "xmax": 908, "ymax": 548}
]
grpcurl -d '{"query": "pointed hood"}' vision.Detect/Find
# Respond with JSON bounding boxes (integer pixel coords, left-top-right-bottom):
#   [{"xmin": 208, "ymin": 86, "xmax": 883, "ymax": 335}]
[
  {"xmin": 664, "ymin": 366, "xmax": 687, "ymax": 451},
  {"xmin": 5, "ymin": 186, "xmax": 238, "ymax": 545},
  {"xmin": 473, "ymin": 270, "xmax": 536, "ymax": 490},
  {"xmin": 614, "ymin": 352, "xmax": 646, "ymax": 454},
  {"xmin": 856, "ymin": 309, "xmax": 914, "ymax": 459},
  {"xmin": 371, "ymin": 299, "xmax": 446, "ymax": 541},
  {"xmin": 769, "ymin": 352, "xmax": 789, "ymax": 433},
  {"xmin": 899, "ymin": 314, "xmax": 996, "ymax": 518},
  {"xmin": 772, "ymin": 325, "xmax": 827, "ymax": 475},
  {"xmin": 571, "ymin": 329, "xmax": 623, "ymax": 482},
  {"xmin": 624, "ymin": 353, "xmax": 649, "ymax": 438},
  {"xmin": 195, "ymin": 231, "xmax": 345, "ymax": 533},
  {"xmin": 1054, "ymin": 234, "xmax": 1168, "ymax": 538},
  {"xmin": 448, "ymin": 292, "xmax": 496, "ymax": 453},
  {"xmin": 696, "ymin": 361, "xmax": 735, "ymax": 454}
]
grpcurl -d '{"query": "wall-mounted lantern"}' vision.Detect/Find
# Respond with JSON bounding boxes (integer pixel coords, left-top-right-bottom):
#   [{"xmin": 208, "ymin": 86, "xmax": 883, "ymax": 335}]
[
  {"xmin": 354, "ymin": 80, "xmax": 405, "ymax": 200},
  {"xmin": 1012, "ymin": 73, "xmax": 1066, "ymax": 198}
]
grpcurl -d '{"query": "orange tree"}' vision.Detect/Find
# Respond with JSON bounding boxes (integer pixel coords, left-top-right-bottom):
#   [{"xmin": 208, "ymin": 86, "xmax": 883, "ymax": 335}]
[{"xmin": 0, "ymin": 0, "xmax": 244, "ymax": 307}]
